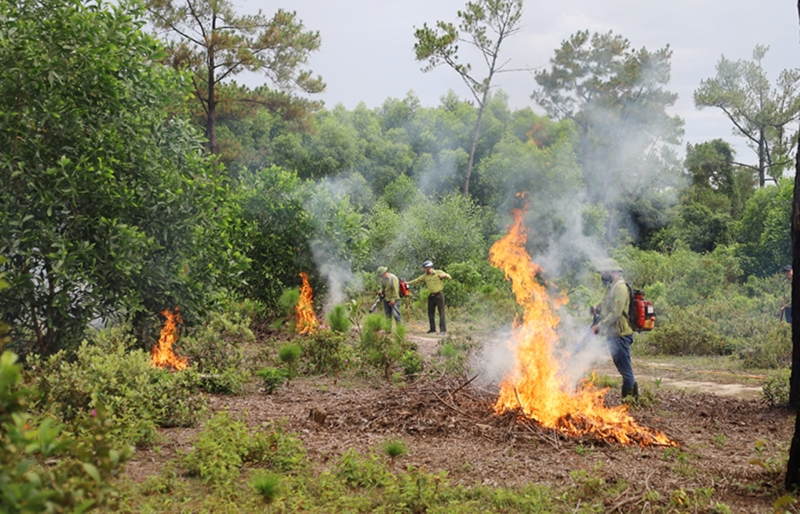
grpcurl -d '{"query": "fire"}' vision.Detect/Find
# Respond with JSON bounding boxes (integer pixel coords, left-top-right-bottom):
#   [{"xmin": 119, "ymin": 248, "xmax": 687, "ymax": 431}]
[
  {"xmin": 296, "ymin": 272, "xmax": 319, "ymax": 335},
  {"xmin": 151, "ymin": 306, "xmax": 188, "ymax": 371},
  {"xmin": 490, "ymin": 202, "xmax": 675, "ymax": 447}
]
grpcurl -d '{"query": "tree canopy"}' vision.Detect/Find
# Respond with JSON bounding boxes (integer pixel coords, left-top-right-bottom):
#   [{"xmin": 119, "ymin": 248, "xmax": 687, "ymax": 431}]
[{"xmin": 0, "ymin": 0, "xmax": 244, "ymax": 353}]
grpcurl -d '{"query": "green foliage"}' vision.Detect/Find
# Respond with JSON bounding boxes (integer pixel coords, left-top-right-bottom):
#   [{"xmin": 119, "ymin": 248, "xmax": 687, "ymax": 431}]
[
  {"xmin": 278, "ymin": 287, "xmax": 301, "ymax": 317},
  {"xmin": 761, "ymin": 368, "xmax": 790, "ymax": 407},
  {"xmin": 0, "ymin": 0, "xmax": 244, "ymax": 355},
  {"xmin": 695, "ymin": 46, "xmax": 800, "ymax": 186},
  {"xmin": 182, "ymin": 412, "xmax": 306, "ymax": 486},
  {"xmin": 31, "ymin": 326, "xmax": 205, "ymax": 446},
  {"xmin": 278, "ymin": 343, "xmax": 303, "ymax": 379},
  {"xmin": 303, "ymin": 329, "xmax": 354, "ymax": 375},
  {"xmin": 735, "ymin": 178, "xmax": 792, "ymax": 276},
  {"xmin": 146, "ymin": 0, "xmax": 324, "ymax": 155},
  {"xmin": 534, "ymin": 29, "xmax": 684, "ymax": 243},
  {"xmin": 399, "ymin": 349, "xmax": 424, "ymax": 379},
  {"xmin": 367, "ymin": 193, "xmax": 488, "ymax": 277},
  {"xmin": 433, "ymin": 334, "xmax": 481, "ymax": 376},
  {"xmin": 382, "ymin": 439, "xmax": 408, "ymax": 462},
  {"xmin": 1, "ymin": 351, "xmax": 132, "ymax": 512},
  {"xmin": 642, "ymin": 306, "xmax": 729, "ymax": 356},
  {"xmin": 235, "ymin": 167, "xmax": 313, "ymax": 313},
  {"xmin": 179, "ymin": 310, "xmax": 254, "ymax": 394},
  {"xmin": 360, "ymin": 314, "xmax": 407, "ymax": 380},
  {"xmin": 327, "ymin": 305, "xmax": 352, "ymax": 333},
  {"xmin": 251, "ymin": 471, "xmax": 281, "ymax": 505},
  {"xmin": 256, "ymin": 367, "xmax": 288, "ymax": 394},
  {"xmin": 413, "ymin": 0, "xmax": 525, "ymax": 195}
]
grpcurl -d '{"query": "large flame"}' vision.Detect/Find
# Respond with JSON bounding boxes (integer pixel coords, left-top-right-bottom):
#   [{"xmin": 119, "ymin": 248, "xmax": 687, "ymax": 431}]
[
  {"xmin": 490, "ymin": 202, "xmax": 675, "ymax": 447},
  {"xmin": 151, "ymin": 307, "xmax": 188, "ymax": 371},
  {"xmin": 296, "ymin": 272, "xmax": 319, "ymax": 335}
]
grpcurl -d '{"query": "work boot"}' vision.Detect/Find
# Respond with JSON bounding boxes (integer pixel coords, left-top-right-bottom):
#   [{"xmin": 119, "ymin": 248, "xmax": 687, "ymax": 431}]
[
  {"xmin": 621, "ymin": 385, "xmax": 634, "ymax": 399},
  {"xmin": 632, "ymin": 382, "xmax": 639, "ymax": 398}
]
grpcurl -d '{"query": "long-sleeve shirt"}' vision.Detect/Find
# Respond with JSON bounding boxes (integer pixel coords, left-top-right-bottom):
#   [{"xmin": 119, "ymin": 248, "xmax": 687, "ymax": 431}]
[
  {"xmin": 597, "ymin": 276, "xmax": 633, "ymax": 337},
  {"xmin": 407, "ymin": 270, "xmax": 451, "ymax": 294},
  {"xmin": 380, "ymin": 273, "xmax": 400, "ymax": 301}
]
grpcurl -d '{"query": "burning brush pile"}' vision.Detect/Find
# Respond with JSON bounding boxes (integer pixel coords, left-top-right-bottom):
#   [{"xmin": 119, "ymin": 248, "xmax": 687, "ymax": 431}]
[{"xmin": 487, "ymin": 202, "xmax": 675, "ymax": 447}]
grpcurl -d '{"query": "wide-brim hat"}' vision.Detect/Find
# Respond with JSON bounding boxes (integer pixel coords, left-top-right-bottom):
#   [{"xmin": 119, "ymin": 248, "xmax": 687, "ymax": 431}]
[
  {"xmin": 376, "ymin": 266, "xmax": 388, "ymax": 275},
  {"xmin": 596, "ymin": 258, "xmax": 623, "ymax": 272}
]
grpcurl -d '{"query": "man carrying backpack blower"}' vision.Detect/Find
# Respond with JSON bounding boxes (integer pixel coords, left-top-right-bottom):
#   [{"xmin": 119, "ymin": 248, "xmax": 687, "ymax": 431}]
[{"xmin": 592, "ymin": 258, "xmax": 637, "ymax": 400}]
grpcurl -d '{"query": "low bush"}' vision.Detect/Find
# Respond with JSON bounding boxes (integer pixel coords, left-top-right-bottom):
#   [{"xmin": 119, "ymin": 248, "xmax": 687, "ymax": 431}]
[
  {"xmin": 360, "ymin": 314, "xmax": 407, "ymax": 380},
  {"xmin": 327, "ymin": 305, "xmax": 352, "ymax": 333},
  {"xmin": 256, "ymin": 367, "xmax": 287, "ymax": 394},
  {"xmin": 278, "ymin": 343, "xmax": 303, "ymax": 379},
  {"xmin": 640, "ymin": 307, "xmax": 729, "ymax": 356},
  {"xmin": 1, "ymin": 351, "xmax": 132, "ymax": 512},
  {"xmin": 181, "ymin": 411, "xmax": 307, "ymax": 485},
  {"xmin": 303, "ymin": 329, "xmax": 355, "ymax": 374},
  {"xmin": 29, "ymin": 325, "xmax": 205, "ymax": 446},
  {"xmin": 179, "ymin": 310, "xmax": 254, "ymax": 394},
  {"xmin": 433, "ymin": 334, "xmax": 481, "ymax": 376},
  {"xmin": 761, "ymin": 368, "xmax": 790, "ymax": 407}
]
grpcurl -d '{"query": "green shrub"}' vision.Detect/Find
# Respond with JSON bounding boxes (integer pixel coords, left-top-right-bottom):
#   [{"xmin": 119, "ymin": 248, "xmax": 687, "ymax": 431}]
[
  {"xmin": 30, "ymin": 328, "xmax": 205, "ymax": 446},
  {"xmin": 278, "ymin": 288, "xmax": 300, "ymax": 317},
  {"xmin": 360, "ymin": 314, "xmax": 407, "ymax": 380},
  {"xmin": 251, "ymin": 471, "xmax": 281, "ymax": 506},
  {"xmin": 1, "ymin": 351, "xmax": 132, "ymax": 512},
  {"xmin": 399, "ymin": 349, "xmax": 424, "ymax": 379},
  {"xmin": 333, "ymin": 448, "xmax": 392, "ymax": 488},
  {"xmin": 181, "ymin": 411, "xmax": 250, "ymax": 484},
  {"xmin": 278, "ymin": 343, "xmax": 303, "ymax": 379},
  {"xmin": 179, "ymin": 310, "xmax": 254, "ymax": 394},
  {"xmin": 761, "ymin": 368, "xmax": 790, "ymax": 407},
  {"xmin": 739, "ymin": 322, "xmax": 791, "ymax": 369},
  {"xmin": 303, "ymin": 329, "xmax": 354, "ymax": 374},
  {"xmin": 382, "ymin": 439, "xmax": 408, "ymax": 462},
  {"xmin": 256, "ymin": 367, "xmax": 287, "ymax": 394},
  {"xmin": 327, "ymin": 304, "xmax": 352, "ymax": 333},
  {"xmin": 641, "ymin": 307, "xmax": 729, "ymax": 356},
  {"xmin": 433, "ymin": 334, "xmax": 481, "ymax": 376}
]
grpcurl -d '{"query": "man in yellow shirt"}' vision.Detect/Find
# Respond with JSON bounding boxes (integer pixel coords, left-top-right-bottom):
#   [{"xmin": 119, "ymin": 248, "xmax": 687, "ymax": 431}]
[{"xmin": 408, "ymin": 260, "xmax": 451, "ymax": 333}]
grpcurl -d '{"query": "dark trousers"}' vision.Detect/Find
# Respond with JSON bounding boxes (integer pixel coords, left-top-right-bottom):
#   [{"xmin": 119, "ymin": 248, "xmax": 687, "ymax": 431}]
[
  {"xmin": 427, "ymin": 292, "xmax": 446, "ymax": 332},
  {"xmin": 383, "ymin": 300, "xmax": 401, "ymax": 323},
  {"xmin": 607, "ymin": 334, "xmax": 635, "ymax": 390}
]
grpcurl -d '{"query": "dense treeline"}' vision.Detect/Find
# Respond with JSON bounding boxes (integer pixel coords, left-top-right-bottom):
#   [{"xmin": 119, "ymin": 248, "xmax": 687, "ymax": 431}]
[{"xmin": 0, "ymin": 0, "xmax": 794, "ymax": 357}]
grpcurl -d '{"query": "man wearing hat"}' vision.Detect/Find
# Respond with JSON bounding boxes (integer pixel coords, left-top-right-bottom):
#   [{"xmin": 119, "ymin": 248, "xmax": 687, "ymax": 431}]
[
  {"xmin": 782, "ymin": 265, "xmax": 793, "ymax": 324},
  {"xmin": 408, "ymin": 260, "xmax": 452, "ymax": 333},
  {"xmin": 592, "ymin": 258, "xmax": 637, "ymax": 399},
  {"xmin": 376, "ymin": 266, "xmax": 402, "ymax": 323}
]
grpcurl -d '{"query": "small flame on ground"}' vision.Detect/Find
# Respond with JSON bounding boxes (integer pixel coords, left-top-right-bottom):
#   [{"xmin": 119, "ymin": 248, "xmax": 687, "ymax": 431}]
[
  {"xmin": 490, "ymin": 202, "xmax": 675, "ymax": 447},
  {"xmin": 151, "ymin": 306, "xmax": 188, "ymax": 371},
  {"xmin": 296, "ymin": 272, "xmax": 319, "ymax": 335}
]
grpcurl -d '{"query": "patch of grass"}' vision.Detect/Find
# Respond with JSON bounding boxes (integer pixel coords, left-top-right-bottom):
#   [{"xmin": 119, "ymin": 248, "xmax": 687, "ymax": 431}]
[
  {"xmin": 251, "ymin": 471, "xmax": 281, "ymax": 506},
  {"xmin": 382, "ymin": 438, "xmax": 408, "ymax": 463},
  {"xmin": 712, "ymin": 433, "xmax": 728, "ymax": 448}
]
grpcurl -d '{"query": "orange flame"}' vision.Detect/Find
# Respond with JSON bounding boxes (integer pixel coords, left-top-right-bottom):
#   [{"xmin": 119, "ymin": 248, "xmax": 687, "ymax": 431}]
[
  {"xmin": 490, "ymin": 203, "xmax": 675, "ymax": 447},
  {"xmin": 151, "ymin": 307, "xmax": 188, "ymax": 371},
  {"xmin": 296, "ymin": 272, "xmax": 319, "ymax": 335}
]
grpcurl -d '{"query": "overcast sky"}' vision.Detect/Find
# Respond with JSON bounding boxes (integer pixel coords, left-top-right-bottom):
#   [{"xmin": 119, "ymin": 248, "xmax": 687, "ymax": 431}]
[{"xmin": 244, "ymin": 1, "xmax": 800, "ymax": 162}]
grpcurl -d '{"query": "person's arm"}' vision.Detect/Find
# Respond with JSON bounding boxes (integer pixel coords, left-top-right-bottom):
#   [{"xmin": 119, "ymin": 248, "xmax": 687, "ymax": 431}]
[
  {"xmin": 437, "ymin": 270, "xmax": 451, "ymax": 280},
  {"xmin": 407, "ymin": 274, "xmax": 426, "ymax": 286}
]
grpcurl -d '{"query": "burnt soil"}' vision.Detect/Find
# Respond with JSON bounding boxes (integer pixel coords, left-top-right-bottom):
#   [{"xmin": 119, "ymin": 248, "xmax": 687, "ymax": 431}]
[{"xmin": 124, "ymin": 333, "xmax": 796, "ymax": 513}]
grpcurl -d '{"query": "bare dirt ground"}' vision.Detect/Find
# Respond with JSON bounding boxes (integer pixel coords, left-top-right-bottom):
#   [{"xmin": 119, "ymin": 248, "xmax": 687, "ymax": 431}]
[{"xmin": 125, "ymin": 330, "xmax": 795, "ymax": 513}]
